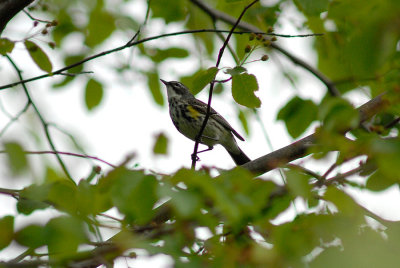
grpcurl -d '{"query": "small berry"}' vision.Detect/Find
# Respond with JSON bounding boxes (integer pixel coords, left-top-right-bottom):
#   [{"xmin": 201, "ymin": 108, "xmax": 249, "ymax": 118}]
[
  {"xmin": 41, "ymin": 29, "xmax": 48, "ymax": 35},
  {"xmin": 261, "ymin": 55, "xmax": 269, "ymax": 61},
  {"xmin": 33, "ymin": 21, "xmax": 39, "ymax": 27},
  {"xmin": 94, "ymin": 166, "xmax": 102, "ymax": 174},
  {"xmin": 244, "ymin": 44, "xmax": 251, "ymax": 53},
  {"xmin": 249, "ymin": 33, "xmax": 255, "ymax": 41},
  {"xmin": 48, "ymin": 42, "xmax": 56, "ymax": 49},
  {"xmin": 267, "ymin": 27, "xmax": 274, "ymax": 33},
  {"xmin": 256, "ymin": 34, "xmax": 262, "ymax": 40},
  {"xmin": 271, "ymin": 36, "xmax": 277, "ymax": 41}
]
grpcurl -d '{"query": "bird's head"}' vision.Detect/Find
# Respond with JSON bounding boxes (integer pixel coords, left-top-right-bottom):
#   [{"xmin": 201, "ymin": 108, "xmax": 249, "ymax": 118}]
[{"xmin": 160, "ymin": 79, "xmax": 192, "ymax": 100}]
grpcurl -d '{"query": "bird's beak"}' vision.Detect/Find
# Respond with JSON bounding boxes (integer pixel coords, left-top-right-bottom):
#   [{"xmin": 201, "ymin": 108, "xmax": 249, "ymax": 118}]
[{"xmin": 160, "ymin": 79, "xmax": 168, "ymax": 85}]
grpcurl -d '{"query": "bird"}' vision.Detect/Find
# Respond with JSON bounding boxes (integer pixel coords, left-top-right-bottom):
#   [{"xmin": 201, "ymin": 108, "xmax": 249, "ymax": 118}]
[{"xmin": 160, "ymin": 79, "xmax": 250, "ymax": 165}]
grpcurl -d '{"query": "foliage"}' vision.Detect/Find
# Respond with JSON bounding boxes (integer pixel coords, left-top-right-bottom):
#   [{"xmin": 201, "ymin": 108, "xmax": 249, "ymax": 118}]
[{"xmin": 0, "ymin": 0, "xmax": 400, "ymax": 267}]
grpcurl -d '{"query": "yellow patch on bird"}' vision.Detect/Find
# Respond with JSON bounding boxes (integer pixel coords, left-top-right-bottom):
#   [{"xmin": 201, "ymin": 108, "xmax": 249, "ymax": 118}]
[{"xmin": 187, "ymin": 105, "xmax": 201, "ymax": 119}]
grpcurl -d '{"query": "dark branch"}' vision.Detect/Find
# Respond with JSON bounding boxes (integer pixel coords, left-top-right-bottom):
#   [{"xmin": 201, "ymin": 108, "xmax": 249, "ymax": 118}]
[{"xmin": 0, "ymin": 0, "xmax": 33, "ymax": 35}]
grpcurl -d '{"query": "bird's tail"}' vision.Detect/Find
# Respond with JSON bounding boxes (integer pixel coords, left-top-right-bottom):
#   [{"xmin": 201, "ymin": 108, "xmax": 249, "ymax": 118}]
[{"xmin": 227, "ymin": 146, "xmax": 250, "ymax": 165}]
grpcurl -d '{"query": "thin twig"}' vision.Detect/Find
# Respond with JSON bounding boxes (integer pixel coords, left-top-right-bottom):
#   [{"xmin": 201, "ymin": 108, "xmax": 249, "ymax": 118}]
[
  {"xmin": 0, "ymin": 29, "xmax": 319, "ymax": 91},
  {"xmin": 0, "ymin": 150, "xmax": 116, "ymax": 168},
  {"xmin": 191, "ymin": 0, "xmax": 260, "ymax": 169},
  {"xmin": 190, "ymin": 0, "xmax": 340, "ymax": 97},
  {"xmin": 5, "ymin": 55, "xmax": 74, "ymax": 183}
]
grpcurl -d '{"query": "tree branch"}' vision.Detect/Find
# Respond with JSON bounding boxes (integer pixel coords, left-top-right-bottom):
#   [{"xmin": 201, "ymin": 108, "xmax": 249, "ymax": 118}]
[
  {"xmin": 189, "ymin": 0, "xmax": 341, "ymax": 97},
  {"xmin": 242, "ymin": 93, "xmax": 391, "ymax": 175},
  {"xmin": 0, "ymin": 0, "xmax": 33, "ymax": 35}
]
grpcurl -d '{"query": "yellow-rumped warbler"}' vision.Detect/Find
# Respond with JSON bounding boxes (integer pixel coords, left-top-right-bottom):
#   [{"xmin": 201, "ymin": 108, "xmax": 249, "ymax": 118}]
[{"xmin": 160, "ymin": 79, "xmax": 250, "ymax": 165}]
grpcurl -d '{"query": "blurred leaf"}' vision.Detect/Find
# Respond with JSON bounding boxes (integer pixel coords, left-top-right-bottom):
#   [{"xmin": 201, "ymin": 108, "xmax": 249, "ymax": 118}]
[
  {"xmin": 18, "ymin": 184, "xmax": 51, "ymax": 215},
  {"xmin": 286, "ymin": 169, "xmax": 313, "ymax": 199},
  {"xmin": 191, "ymin": 67, "xmax": 219, "ymax": 95},
  {"xmin": 238, "ymin": 109, "xmax": 249, "ymax": 135},
  {"xmin": 24, "ymin": 40, "xmax": 52, "ymax": 73},
  {"xmin": 45, "ymin": 216, "xmax": 87, "ymax": 258},
  {"xmin": 294, "ymin": 0, "xmax": 329, "ymax": 16},
  {"xmin": 150, "ymin": 47, "xmax": 189, "ymax": 63},
  {"xmin": 111, "ymin": 169, "xmax": 158, "ymax": 224},
  {"xmin": 148, "ymin": 72, "xmax": 164, "ymax": 106},
  {"xmin": 53, "ymin": 54, "xmax": 86, "ymax": 88},
  {"xmin": 158, "ymin": 183, "xmax": 201, "ymax": 218},
  {"xmin": 0, "ymin": 38, "xmax": 14, "ymax": 55},
  {"xmin": 4, "ymin": 141, "xmax": 28, "ymax": 176},
  {"xmin": 85, "ymin": 0, "xmax": 115, "ymax": 47},
  {"xmin": 47, "ymin": 180, "xmax": 77, "ymax": 213},
  {"xmin": 151, "ymin": 0, "xmax": 187, "ymax": 23},
  {"xmin": 319, "ymin": 98, "xmax": 359, "ymax": 133},
  {"xmin": 153, "ymin": 132, "xmax": 168, "ymax": 155},
  {"xmin": 0, "ymin": 216, "xmax": 13, "ymax": 250},
  {"xmin": 85, "ymin": 78, "xmax": 104, "ymax": 110},
  {"xmin": 231, "ymin": 73, "xmax": 261, "ymax": 108},
  {"xmin": 15, "ymin": 224, "xmax": 46, "ymax": 249},
  {"xmin": 277, "ymin": 96, "xmax": 318, "ymax": 138}
]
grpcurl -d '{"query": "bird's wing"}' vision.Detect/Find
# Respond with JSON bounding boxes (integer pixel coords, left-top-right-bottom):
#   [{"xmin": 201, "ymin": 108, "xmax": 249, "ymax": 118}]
[{"xmin": 189, "ymin": 98, "xmax": 245, "ymax": 141}]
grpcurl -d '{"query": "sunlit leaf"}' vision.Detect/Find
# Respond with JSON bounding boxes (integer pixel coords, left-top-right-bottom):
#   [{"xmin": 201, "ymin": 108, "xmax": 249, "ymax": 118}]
[{"xmin": 232, "ymin": 73, "xmax": 261, "ymax": 108}]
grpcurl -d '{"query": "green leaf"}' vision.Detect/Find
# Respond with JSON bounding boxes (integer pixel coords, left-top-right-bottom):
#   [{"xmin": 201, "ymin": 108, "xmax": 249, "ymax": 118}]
[
  {"xmin": 238, "ymin": 109, "xmax": 249, "ymax": 135},
  {"xmin": 47, "ymin": 180, "xmax": 77, "ymax": 213},
  {"xmin": 231, "ymin": 73, "xmax": 261, "ymax": 108},
  {"xmin": 85, "ymin": 78, "xmax": 104, "ymax": 110},
  {"xmin": 15, "ymin": 224, "xmax": 46, "ymax": 249},
  {"xmin": 286, "ymin": 169, "xmax": 313, "ymax": 199},
  {"xmin": 85, "ymin": 1, "xmax": 115, "ymax": 47},
  {"xmin": 150, "ymin": 47, "xmax": 189, "ymax": 63},
  {"xmin": 148, "ymin": 72, "xmax": 164, "ymax": 106},
  {"xmin": 225, "ymin": 66, "xmax": 247, "ymax": 76},
  {"xmin": 24, "ymin": 40, "xmax": 52, "ymax": 73},
  {"xmin": 45, "ymin": 216, "xmax": 87, "ymax": 258},
  {"xmin": 4, "ymin": 141, "xmax": 28, "ymax": 176},
  {"xmin": 0, "ymin": 216, "xmax": 14, "ymax": 250},
  {"xmin": 0, "ymin": 38, "xmax": 14, "ymax": 55},
  {"xmin": 294, "ymin": 0, "xmax": 329, "ymax": 16},
  {"xmin": 319, "ymin": 98, "xmax": 359, "ymax": 133},
  {"xmin": 111, "ymin": 169, "xmax": 158, "ymax": 224},
  {"xmin": 191, "ymin": 67, "xmax": 219, "ymax": 95},
  {"xmin": 277, "ymin": 96, "xmax": 318, "ymax": 138},
  {"xmin": 151, "ymin": 0, "xmax": 187, "ymax": 23},
  {"xmin": 18, "ymin": 184, "xmax": 51, "ymax": 215},
  {"xmin": 158, "ymin": 183, "xmax": 201, "ymax": 218},
  {"xmin": 153, "ymin": 132, "xmax": 169, "ymax": 155}
]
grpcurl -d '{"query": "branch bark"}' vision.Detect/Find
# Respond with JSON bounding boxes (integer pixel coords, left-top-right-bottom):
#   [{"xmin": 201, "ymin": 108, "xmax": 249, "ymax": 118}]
[
  {"xmin": 242, "ymin": 93, "xmax": 391, "ymax": 174},
  {"xmin": 0, "ymin": 0, "xmax": 33, "ymax": 35}
]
